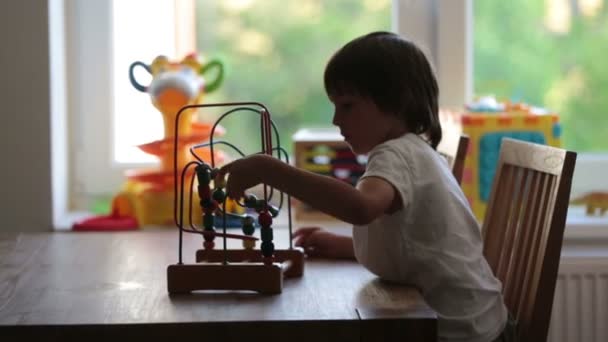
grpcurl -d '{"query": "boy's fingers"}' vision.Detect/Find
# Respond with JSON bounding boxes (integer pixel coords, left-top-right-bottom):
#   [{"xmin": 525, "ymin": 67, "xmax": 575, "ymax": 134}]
[
  {"xmin": 293, "ymin": 227, "xmax": 321, "ymax": 248},
  {"xmin": 293, "ymin": 226, "xmax": 320, "ymax": 238},
  {"xmin": 304, "ymin": 246, "xmax": 319, "ymax": 258},
  {"xmin": 217, "ymin": 164, "xmax": 231, "ymax": 180},
  {"xmin": 296, "ymin": 231, "xmax": 323, "ymax": 250},
  {"xmin": 225, "ymin": 187, "xmax": 243, "ymax": 201},
  {"xmin": 293, "ymin": 233, "xmax": 308, "ymax": 245}
]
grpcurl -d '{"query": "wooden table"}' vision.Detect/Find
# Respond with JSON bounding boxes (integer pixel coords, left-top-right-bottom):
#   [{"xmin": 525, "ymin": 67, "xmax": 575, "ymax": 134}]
[{"xmin": 0, "ymin": 227, "xmax": 436, "ymax": 341}]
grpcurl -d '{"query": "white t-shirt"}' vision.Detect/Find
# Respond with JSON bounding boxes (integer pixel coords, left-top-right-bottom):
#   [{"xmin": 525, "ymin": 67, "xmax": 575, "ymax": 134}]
[{"xmin": 353, "ymin": 133, "xmax": 507, "ymax": 342}]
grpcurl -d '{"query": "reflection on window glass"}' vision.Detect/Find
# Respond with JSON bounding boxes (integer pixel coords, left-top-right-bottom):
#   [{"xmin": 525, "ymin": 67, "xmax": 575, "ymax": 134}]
[
  {"xmin": 195, "ymin": 0, "xmax": 390, "ymax": 156},
  {"xmin": 474, "ymin": 0, "xmax": 608, "ymax": 152}
]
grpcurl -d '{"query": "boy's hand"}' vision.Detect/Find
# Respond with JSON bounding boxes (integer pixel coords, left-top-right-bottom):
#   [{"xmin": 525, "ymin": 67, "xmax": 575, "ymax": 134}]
[
  {"xmin": 217, "ymin": 154, "xmax": 268, "ymax": 199},
  {"xmin": 293, "ymin": 227, "xmax": 355, "ymax": 259}
]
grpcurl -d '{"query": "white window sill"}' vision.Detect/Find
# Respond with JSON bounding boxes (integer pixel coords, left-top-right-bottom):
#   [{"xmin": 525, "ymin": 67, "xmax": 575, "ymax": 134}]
[
  {"xmin": 564, "ymin": 206, "xmax": 608, "ymax": 241},
  {"xmin": 56, "ymin": 206, "xmax": 608, "ymax": 237}
]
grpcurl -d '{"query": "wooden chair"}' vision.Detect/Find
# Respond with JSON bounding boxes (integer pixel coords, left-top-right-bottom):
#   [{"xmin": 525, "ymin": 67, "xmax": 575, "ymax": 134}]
[
  {"xmin": 482, "ymin": 138, "xmax": 577, "ymax": 342},
  {"xmin": 438, "ymin": 134, "xmax": 470, "ymax": 184}
]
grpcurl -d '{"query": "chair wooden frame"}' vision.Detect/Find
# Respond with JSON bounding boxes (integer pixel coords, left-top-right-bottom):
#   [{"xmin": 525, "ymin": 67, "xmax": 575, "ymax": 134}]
[
  {"xmin": 482, "ymin": 138, "xmax": 577, "ymax": 342},
  {"xmin": 438, "ymin": 134, "xmax": 470, "ymax": 184}
]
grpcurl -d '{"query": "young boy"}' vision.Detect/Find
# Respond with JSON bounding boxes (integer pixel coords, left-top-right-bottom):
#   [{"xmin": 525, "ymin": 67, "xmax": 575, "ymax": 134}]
[{"xmin": 218, "ymin": 31, "xmax": 510, "ymax": 341}]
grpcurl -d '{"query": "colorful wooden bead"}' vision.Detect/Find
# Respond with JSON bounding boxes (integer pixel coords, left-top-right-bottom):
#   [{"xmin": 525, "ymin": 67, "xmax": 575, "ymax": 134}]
[
  {"xmin": 242, "ymin": 239, "xmax": 256, "ymax": 249},
  {"xmin": 258, "ymin": 212, "xmax": 272, "ymax": 227},
  {"xmin": 260, "ymin": 227, "xmax": 273, "ymax": 241},
  {"xmin": 243, "ymin": 215, "xmax": 255, "ymax": 226},
  {"xmin": 244, "ymin": 194, "xmax": 258, "ymax": 208},
  {"xmin": 255, "ymin": 199, "xmax": 267, "ymax": 212},
  {"xmin": 212, "ymin": 188, "xmax": 226, "ymax": 203},
  {"xmin": 261, "ymin": 241, "xmax": 274, "ymax": 257},
  {"xmin": 203, "ymin": 213, "xmax": 214, "ymax": 229},
  {"xmin": 195, "ymin": 165, "xmax": 211, "ymax": 184},
  {"xmin": 262, "ymin": 256, "xmax": 274, "ymax": 266},
  {"xmin": 197, "ymin": 184, "xmax": 210, "ymax": 199},
  {"xmin": 242, "ymin": 223, "xmax": 255, "ymax": 236},
  {"xmin": 268, "ymin": 204, "xmax": 279, "ymax": 217},
  {"xmin": 200, "ymin": 198, "xmax": 217, "ymax": 211}
]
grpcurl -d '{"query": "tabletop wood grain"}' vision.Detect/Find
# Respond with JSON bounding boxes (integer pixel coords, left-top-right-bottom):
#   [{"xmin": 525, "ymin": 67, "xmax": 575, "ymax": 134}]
[{"xmin": 0, "ymin": 227, "xmax": 436, "ymax": 341}]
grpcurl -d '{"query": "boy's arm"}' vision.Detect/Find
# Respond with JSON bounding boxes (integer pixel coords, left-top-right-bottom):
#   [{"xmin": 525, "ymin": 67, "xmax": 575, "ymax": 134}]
[{"xmin": 247, "ymin": 155, "xmax": 398, "ymax": 225}]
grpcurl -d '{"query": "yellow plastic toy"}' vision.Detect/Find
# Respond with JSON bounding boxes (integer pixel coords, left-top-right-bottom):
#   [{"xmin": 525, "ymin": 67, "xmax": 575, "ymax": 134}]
[{"xmin": 74, "ymin": 53, "xmax": 242, "ymax": 230}]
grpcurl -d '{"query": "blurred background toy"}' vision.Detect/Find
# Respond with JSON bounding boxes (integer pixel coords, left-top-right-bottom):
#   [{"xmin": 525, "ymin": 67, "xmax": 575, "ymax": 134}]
[
  {"xmin": 73, "ymin": 53, "xmax": 243, "ymax": 230},
  {"xmin": 444, "ymin": 96, "xmax": 562, "ymax": 222},
  {"xmin": 292, "ymin": 128, "xmax": 366, "ymax": 221},
  {"xmin": 570, "ymin": 191, "xmax": 608, "ymax": 216}
]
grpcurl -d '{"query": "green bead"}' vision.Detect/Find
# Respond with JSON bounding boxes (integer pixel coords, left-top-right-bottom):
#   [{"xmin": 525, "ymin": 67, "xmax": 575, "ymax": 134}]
[
  {"xmin": 242, "ymin": 223, "xmax": 255, "ymax": 236},
  {"xmin": 243, "ymin": 215, "xmax": 255, "ymax": 226},
  {"xmin": 196, "ymin": 166, "xmax": 211, "ymax": 184},
  {"xmin": 212, "ymin": 188, "xmax": 226, "ymax": 203},
  {"xmin": 255, "ymin": 199, "xmax": 266, "ymax": 211},
  {"xmin": 203, "ymin": 214, "xmax": 214, "ymax": 229},
  {"xmin": 268, "ymin": 205, "xmax": 279, "ymax": 217},
  {"xmin": 260, "ymin": 227, "xmax": 273, "ymax": 241},
  {"xmin": 201, "ymin": 198, "xmax": 215, "ymax": 209},
  {"xmin": 261, "ymin": 241, "xmax": 274, "ymax": 257},
  {"xmin": 244, "ymin": 194, "xmax": 258, "ymax": 208}
]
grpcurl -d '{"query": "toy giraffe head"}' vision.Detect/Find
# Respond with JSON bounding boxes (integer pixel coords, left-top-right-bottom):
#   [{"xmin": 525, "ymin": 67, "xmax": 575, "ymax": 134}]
[{"xmin": 129, "ymin": 53, "xmax": 224, "ymax": 138}]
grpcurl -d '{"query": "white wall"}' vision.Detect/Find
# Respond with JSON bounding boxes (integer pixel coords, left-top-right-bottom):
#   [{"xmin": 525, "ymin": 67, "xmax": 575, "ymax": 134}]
[{"xmin": 0, "ymin": 0, "xmax": 54, "ymax": 231}]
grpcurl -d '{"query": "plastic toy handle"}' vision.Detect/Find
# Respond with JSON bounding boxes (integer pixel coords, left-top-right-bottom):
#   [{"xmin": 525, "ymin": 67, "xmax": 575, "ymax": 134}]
[
  {"xmin": 200, "ymin": 59, "xmax": 224, "ymax": 94},
  {"xmin": 129, "ymin": 61, "xmax": 152, "ymax": 93}
]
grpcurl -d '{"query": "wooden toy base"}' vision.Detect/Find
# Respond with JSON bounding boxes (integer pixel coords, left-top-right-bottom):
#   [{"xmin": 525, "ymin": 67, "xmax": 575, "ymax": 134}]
[
  {"xmin": 167, "ymin": 262, "xmax": 283, "ymax": 294},
  {"xmin": 195, "ymin": 247, "xmax": 305, "ymax": 278}
]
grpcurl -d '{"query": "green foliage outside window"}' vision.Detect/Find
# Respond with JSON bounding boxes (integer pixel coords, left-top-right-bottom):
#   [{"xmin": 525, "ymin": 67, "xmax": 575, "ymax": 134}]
[
  {"xmin": 474, "ymin": 0, "xmax": 608, "ymax": 152},
  {"xmin": 196, "ymin": 0, "xmax": 607, "ymax": 155},
  {"xmin": 195, "ymin": 0, "xmax": 390, "ymax": 156}
]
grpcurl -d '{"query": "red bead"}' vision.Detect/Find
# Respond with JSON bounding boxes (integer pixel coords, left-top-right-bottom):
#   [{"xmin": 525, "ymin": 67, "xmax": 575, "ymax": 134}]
[
  {"xmin": 203, "ymin": 240, "xmax": 215, "ymax": 249},
  {"xmin": 198, "ymin": 185, "xmax": 211, "ymax": 199},
  {"xmin": 201, "ymin": 199, "xmax": 218, "ymax": 213},
  {"xmin": 258, "ymin": 211, "xmax": 272, "ymax": 227},
  {"xmin": 262, "ymin": 256, "xmax": 274, "ymax": 265}
]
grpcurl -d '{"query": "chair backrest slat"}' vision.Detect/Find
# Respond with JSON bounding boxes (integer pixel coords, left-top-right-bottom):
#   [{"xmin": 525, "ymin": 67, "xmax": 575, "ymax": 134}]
[
  {"xmin": 482, "ymin": 138, "xmax": 576, "ymax": 342},
  {"xmin": 509, "ymin": 169, "xmax": 540, "ymax": 314},
  {"xmin": 437, "ymin": 134, "xmax": 470, "ymax": 184}
]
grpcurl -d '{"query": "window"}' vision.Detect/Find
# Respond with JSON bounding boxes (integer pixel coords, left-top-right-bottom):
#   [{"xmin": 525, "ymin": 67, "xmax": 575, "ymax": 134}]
[
  {"xmin": 473, "ymin": 0, "xmax": 608, "ymax": 213},
  {"xmin": 65, "ymin": 0, "xmax": 606, "ymax": 231},
  {"xmin": 474, "ymin": 0, "xmax": 607, "ymax": 152},
  {"xmin": 113, "ymin": 0, "xmax": 177, "ymax": 164},
  {"xmin": 192, "ymin": 0, "xmax": 391, "ymax": 156},
  {"xmin": 70, "ymin": 0, "xmax": 392, "ymax": 212}
]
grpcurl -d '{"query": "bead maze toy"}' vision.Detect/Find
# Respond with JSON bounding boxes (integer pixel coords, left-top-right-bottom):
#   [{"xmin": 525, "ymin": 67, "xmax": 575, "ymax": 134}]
[
  {"xmin": 444, "ymin": 98, "xmax": 562, "ymax": 222},
  {"xmin": 167, "ymin": 102, "xmax": 305, "ymax": 294}
]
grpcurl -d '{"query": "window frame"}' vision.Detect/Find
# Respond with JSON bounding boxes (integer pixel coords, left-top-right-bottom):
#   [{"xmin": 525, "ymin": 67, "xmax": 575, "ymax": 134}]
[{"xmin": 63, "ymin": 0, "xmax": 608, "ymax": 234}]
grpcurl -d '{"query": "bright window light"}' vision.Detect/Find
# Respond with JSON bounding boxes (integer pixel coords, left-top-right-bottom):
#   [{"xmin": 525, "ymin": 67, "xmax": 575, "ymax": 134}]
[{"xmin": 112, "ymin": 0, "xmax": 176, "ymax": 163}]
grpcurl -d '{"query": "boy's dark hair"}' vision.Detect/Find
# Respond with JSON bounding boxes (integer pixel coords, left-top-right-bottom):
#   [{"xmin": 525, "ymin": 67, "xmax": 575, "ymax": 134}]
[{"xmin": 324, "ymin": 31, "xmax": 442, "ymax": 149}]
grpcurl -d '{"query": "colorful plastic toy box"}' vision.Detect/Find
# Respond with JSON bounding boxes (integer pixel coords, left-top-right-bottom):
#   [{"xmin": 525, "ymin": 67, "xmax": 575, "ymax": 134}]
[{"xmin": 451, "ymin": 99, "xmax": 562, "ymax": 222}]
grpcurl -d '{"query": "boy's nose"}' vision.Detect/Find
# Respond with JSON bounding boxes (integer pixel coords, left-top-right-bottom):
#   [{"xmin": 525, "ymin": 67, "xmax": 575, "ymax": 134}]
[{"xmin": 332, "ymin": 112, "xmax": 340, "ymax": 126}]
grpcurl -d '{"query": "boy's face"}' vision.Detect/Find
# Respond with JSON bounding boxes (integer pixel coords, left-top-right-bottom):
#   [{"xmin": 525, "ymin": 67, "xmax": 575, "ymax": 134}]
[{"xmin": 330, "ymin": 94, "xmax": 406, "ymax": 154}]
